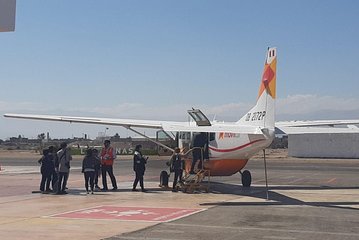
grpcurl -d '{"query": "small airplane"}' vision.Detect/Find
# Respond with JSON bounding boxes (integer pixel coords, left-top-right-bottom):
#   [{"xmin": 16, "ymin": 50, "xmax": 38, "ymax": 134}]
[{"xmin": 4, "ymin": 48, "xmax": 359, "ymax": 187}]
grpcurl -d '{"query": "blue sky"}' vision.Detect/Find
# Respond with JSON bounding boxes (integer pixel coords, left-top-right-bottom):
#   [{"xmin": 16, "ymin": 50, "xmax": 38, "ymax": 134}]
[{"xmin": 1, "ymin": 0, "xmax": 359, "ymax": 139}]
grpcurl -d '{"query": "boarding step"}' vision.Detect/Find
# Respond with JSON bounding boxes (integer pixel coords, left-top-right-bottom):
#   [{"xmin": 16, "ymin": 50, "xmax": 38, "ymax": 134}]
[{"xmin": 179, "ymin": 169, "xmax": 211, "ymax": 193}]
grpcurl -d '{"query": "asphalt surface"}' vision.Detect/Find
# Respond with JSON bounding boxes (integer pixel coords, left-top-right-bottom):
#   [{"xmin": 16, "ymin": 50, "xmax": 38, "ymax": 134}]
[
  {"xmin": 2, "ymin": 154, "xmax": 359, "ymax": 187},
  {"xmin": 112, "ymin": 157, "xmax": 359, "ymax": 240},
  {"xmin": 1, "ymin": 153, "xmax": 359, "ymax": 240}
]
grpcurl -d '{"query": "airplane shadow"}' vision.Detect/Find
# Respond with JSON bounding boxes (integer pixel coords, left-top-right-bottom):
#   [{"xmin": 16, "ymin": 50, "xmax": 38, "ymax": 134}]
[{"xmin": 201, "ymin": 181, "xmax": 359, "ymax": 211}]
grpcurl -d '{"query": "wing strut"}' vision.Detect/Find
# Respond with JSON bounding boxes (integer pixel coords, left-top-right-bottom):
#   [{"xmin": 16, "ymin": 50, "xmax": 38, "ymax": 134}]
[{"xmin": 127, "ymin": 127, "xmax": 175, "ymax": 153}]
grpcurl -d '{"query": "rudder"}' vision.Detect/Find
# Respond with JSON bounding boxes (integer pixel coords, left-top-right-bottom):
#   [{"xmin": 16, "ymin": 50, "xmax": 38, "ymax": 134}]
[{"xmin": 237, "ymin": 47, "xmax": 277, "ymax": 128}]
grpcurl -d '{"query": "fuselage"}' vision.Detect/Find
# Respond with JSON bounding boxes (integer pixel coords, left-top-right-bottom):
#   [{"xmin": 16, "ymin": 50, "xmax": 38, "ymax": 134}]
[{"xmin": 180, "ymin": 129, "xmax": 274, "ymax": 176}]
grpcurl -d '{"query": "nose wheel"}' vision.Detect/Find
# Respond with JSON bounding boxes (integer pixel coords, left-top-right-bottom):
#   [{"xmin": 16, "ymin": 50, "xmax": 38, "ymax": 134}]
[{"xmin": 240, "ymin": 170, "xmax": 252, "ymax": 187}]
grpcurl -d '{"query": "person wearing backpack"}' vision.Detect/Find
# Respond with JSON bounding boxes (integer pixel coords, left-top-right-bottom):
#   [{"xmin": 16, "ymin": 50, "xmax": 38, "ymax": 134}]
[
  {"xmin": 39, "ymin": 149, "xmax": 54, "ymax": 193},
  {"xmin": 82, "ymin": 149, "xmax": 99, "ymax": 194},
  {"xmin": 132, "ymin": 144, "xmax": 148, "ymax": 192},
  {"xmin": 48, "ymin": 145, "xmax": 58, "ymax": 192},
  {"xmin": 56, "ymin": 142, "xmax": 72, "ymax": 194}
]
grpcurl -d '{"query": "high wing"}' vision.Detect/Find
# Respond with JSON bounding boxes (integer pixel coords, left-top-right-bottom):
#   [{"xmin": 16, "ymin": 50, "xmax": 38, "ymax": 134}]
[
  {"xmin": 5, "ymin": 114, "xmax": 359, "ymax": 135},
  {"xmin": 276, "ymin": 120, "xmax": 359, "ymax": 134},
  {"xmin": 4, "ymin": 113, "xmax": 165, "ymax": 129},
  {"xmin": 3, "ymin": 113, "xmax": 263, "ymax": 134}
]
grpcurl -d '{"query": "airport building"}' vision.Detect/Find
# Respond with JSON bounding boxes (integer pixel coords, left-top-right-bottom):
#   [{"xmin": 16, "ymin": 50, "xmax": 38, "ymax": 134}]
[{"xmin": 288, "ymin": 132, "xmax": 359, "ymax": 159}]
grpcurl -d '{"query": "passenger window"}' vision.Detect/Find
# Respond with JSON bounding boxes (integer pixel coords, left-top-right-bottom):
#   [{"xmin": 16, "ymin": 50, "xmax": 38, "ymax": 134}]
[{"xmin": 209, "ymin": 132, "xmax": 215, "ymax": 141}]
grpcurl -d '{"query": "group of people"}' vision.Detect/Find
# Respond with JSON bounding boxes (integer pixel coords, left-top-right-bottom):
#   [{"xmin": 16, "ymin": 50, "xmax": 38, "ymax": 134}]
[
  {"xmin": 38, "ymin": 142, "xmax": 72, "ymax": 194},
  {"xmin": 38, "ymin": 131, "xmax": 208, "ymax": 194},
  {"xmin": 38, "ymin": 140, "xmax": 154, "ymax": 194}
]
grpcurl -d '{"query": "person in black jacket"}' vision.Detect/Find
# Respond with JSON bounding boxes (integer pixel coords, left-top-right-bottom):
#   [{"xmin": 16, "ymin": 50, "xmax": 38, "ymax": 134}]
[
  {"xmin": 82, "ymin": 149, "xmax": 100, "ymax": 194},
  {"xmin": 170, "ymin": 147, "xmax": 184, "ymax": 192},
  {"xmin": 132, "ymin": 145, "xmax": 148, "ymax": 192},
  {"xmin": 48, "ymin": 146, "xmax": 58, "ymax": 192},
  {"xmin": 190, "ymin": 132, "xmax": 207, "ymax": 174},
  {"xmin": 38, "ymin": 149, "xmax": 55, "ymax": 193}
]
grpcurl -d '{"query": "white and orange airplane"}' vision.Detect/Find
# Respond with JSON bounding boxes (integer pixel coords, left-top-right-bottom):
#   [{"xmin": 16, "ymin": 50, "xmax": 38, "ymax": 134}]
[{"xmin": 4, "ymin": 48, "xmax": 359, "ymax": 187}]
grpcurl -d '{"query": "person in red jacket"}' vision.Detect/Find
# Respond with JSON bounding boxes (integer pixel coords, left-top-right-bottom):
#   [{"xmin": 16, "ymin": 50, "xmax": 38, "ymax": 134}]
[{"xmin": 100, "ymin": 140, "xmax": 118, "ymax": 191}]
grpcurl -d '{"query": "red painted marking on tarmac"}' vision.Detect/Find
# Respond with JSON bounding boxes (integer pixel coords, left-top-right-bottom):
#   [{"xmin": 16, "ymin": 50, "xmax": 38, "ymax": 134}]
[{"xmin": 50, "ymin": 206, "xmax": 203, "ymax": 222}]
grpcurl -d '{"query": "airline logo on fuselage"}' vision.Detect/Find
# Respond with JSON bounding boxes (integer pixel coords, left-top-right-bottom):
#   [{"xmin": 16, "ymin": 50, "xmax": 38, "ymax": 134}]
[{"xmin": 219, "ymin": 132, "xmax": 240, "ymax": 139}]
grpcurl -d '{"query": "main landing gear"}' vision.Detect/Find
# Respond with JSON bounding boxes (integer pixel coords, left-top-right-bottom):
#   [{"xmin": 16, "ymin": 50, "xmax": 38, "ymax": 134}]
[{"xmin": 240, "ymin": 170, "xmax": 252, "ymax": 187}]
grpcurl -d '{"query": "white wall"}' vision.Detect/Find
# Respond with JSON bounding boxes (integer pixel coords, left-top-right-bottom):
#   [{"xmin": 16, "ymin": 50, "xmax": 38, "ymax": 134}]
[{"xmin": 288, "ymin": 133, "xmax": 359, "ymax": 158}]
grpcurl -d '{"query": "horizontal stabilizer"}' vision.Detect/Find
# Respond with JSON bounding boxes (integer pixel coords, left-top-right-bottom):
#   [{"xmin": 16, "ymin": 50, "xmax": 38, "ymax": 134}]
[
  {"xmin": 276, "ymin": 120, "xmax": 359, "ymax": 134},
  {"xmin": 276, "ymin": 120, "xmax": 359, "ymax": 128}
]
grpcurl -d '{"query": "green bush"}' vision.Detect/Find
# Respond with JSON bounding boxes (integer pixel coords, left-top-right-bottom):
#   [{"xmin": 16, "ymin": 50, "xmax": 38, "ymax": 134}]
[{"xmin": 70, "ymin": 148, "xmax": 82, "ymax": 155}]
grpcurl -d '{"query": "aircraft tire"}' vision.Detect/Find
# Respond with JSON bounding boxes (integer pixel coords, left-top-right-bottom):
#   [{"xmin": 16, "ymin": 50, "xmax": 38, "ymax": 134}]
[
  {"xmin": 241, "ymin": 170, "xmax": 252, "ymax": 187},
  {"xmin": 160, "ymin": 171, "xmax": 169, "ymax": 187}
]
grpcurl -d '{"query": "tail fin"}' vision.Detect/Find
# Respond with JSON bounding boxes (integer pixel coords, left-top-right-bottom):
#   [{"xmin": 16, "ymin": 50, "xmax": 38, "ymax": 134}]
[{"xmin": 237, "ymin": 47, "xmax": 277, "ymax": 128}]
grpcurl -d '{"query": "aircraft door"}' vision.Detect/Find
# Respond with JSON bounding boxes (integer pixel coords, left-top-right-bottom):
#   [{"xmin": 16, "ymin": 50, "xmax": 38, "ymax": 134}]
[
  {"xmin": 191, "ymin": 132, "xmax": 209, "ymax": 160},
  {"xmin": 207, "ymin": 132, "xmax": 216, "ymax": 159},
  {"xmin": 178, "ymin": 132, "xmax": 191, "ymax": 152}
]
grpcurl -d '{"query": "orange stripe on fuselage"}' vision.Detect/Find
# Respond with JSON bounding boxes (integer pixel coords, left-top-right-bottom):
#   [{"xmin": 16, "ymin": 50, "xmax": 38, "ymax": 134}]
[{"xmin": 184, "ymin": 159, "xmax": 249, "ymax": 176}]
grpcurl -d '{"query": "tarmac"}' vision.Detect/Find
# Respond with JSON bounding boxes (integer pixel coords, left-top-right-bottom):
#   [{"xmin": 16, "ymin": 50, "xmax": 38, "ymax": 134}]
[{"xmin": 0, "ymin": 149, "xmax": 359, "ymax": 240}]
